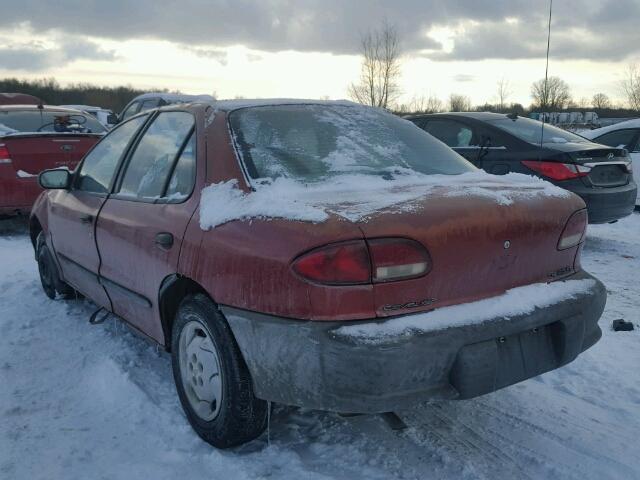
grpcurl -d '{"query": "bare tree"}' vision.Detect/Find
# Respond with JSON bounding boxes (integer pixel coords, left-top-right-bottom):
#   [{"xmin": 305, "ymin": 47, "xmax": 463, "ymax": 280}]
[
  {"xmin": 397, "ymin": 94, "xmax": 443, "ymax": 114},
  {"xmin": 349, "ymin": 22, "xmax": 402, "ymax": 109},
  {"xmin": 531, "ymin": 76, "xmax": 572, "ymax": 110},
  {"xmin": 592, "ymin": 93, "xmax": 611, "ymax": 110},
  {"xmin": 495, "ymin": 77, "xmax": 512, "ymax": 111},
  {"xmin": 449, "ymin": 93, "xmax": 472, "ymax": 112},
  {"xmin": 621, "ymin": 64, "xmax": 640, "ymax": 111}
]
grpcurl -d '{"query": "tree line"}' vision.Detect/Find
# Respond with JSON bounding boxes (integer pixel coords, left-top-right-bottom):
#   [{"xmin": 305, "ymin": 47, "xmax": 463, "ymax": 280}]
[
  {"xmin": 0, "ymin": 78, "xmax": 167, "ymax": 112},
  {"xmin": 350, "ymin": 22, "xmax": 640, "ymax": 117}
]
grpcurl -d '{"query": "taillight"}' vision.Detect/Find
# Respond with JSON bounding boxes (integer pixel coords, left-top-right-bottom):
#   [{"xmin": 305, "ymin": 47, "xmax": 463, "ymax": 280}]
[
  {"xmin": 522, "ymin": 160, "xmax": 590, "ymax": 181},
  {"xmin": 292, "ymin": 238, "xmax": 431, "ymax": 285},
  {"xmin": 0, "ymin": 144, "xmax": 11, "ymax": 164},
  {"xmin": 558, "ymin": 209, "xmax": 588, "ymax": 250},
  {"xmin": 292, "ymin": 240, "xmax": 371, "ymax": 285},
  {"xmin": 369, "ymin": 238, "xmax": 431, "ymax": 282}
]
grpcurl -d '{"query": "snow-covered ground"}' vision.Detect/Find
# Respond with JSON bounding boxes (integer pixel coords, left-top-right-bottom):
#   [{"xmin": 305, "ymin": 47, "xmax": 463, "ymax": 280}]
[{"xmin": 1, "ymin": 214, "xmax": 638, "ymax": 480}]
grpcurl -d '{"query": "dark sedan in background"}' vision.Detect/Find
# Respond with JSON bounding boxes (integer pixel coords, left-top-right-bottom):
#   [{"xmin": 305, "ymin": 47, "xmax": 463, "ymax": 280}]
[{"xmin": 407, "ymin": 112, "xmax": 637, "ymax": 224}]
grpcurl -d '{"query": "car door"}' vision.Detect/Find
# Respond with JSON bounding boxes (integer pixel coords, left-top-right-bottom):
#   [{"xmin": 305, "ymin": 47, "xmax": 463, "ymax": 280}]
[
  {"xmin": 95, "ymin": 111, "xmax": 199, "ymax": 342},
  {"xmin": 48, "ymin": 115, "xmax": 148, "ymax": 308}
]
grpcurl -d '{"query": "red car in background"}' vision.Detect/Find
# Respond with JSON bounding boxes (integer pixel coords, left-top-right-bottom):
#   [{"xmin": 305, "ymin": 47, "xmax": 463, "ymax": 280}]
[
  {"xmin": 30, "ymin": 100, "xmax": 606, "ymax": 448},
  {"xmin": 0, "ymin": 104, "xmax": 105, "ymax": 216},
  {"xmin": 0, "ymin": 92, "xmax": 42, "ymax": 106}
]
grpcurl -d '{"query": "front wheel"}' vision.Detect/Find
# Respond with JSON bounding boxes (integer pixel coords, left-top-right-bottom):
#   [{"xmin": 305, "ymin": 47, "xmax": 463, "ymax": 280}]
[{"xmin": 171, "ymin": 294, "xmax": 268, "ymax": 448}]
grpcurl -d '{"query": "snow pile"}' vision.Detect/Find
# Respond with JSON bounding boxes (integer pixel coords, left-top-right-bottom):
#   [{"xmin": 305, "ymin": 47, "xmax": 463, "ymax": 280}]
[
  {"xmin": 335, "ymin": 278, "xmax": 596, "ymax": 344},
  {"xmin": 199, "ymin": 171, "xmax": 570, "ymax": 230}
]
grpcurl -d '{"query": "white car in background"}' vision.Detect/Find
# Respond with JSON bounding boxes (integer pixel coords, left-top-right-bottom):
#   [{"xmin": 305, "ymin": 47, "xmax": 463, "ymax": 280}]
[
  {"xmin": 117, "ymin": 93, "xmax": 215, "ymax": 122},
  {"xmin": 583, "ymin": 118, "xmax": 640, "ymax": 207},
  {"xmin": 62, "ymin": 105, "xmax": 118, "ymax": 129}
]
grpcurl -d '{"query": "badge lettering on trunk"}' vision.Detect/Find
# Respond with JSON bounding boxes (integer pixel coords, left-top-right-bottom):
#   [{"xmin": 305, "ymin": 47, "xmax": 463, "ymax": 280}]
[{"xmin": 383, "ymin": 298, "xmax": 436, "ymax": 312}]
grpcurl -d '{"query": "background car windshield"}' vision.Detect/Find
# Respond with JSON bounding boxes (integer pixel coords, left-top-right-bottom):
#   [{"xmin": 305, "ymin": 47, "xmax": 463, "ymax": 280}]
[
  {"xmin": 0, "ymin": 110, "xmax": 106, "ymax": 134},
  {"xmin": 230, "ymin": 104, "xmax": 475, "ymax": 182},
  {"xmin": 487, "ymin": 117, "xmax": 588, "ymax": 145}
]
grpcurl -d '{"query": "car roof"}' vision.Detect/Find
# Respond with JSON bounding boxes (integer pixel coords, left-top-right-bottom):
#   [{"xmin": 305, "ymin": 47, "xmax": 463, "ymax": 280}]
[
  {"xmin": 406, "ymin": 111, "xmax": 513, "ymax": 122},
  {"xmin": 131, "ymin": 92, "xmax": 215, "ymax": 103},
  {"xmin": 0, "ymin": 104, "xmax": 90, "ymax": 114},
  {"xmin": 582, "ymin": 118, "xmax": 640, "ymax": 139}
]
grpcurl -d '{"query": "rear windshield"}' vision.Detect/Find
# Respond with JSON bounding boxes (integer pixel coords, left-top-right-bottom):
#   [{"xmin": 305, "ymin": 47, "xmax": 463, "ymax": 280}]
[
  {"xmin": 487, "ymin": 117, "xmax": 588, "ymax": 145},
  {"xmin": 0, "ymin": 110, "xmax": 106, "ymax": 135},
  {"xmin": 229, "ymin": 104, "xmax": 474, "ymax": 182}
]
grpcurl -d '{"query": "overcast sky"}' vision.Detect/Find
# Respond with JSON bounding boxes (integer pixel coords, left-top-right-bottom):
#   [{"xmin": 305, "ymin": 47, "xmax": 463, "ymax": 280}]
[{"xmin": 0, "ymin": 0, "xmax": 638, "ymax": 106}]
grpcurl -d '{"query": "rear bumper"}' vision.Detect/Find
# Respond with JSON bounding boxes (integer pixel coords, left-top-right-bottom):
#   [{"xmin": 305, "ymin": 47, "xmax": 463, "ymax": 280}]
[
  {"xmin": 569, "ymin": 181, "xmax": 637, "ymax": 223},
  {"xmin": 222, "ymin": 271, "xmax": 606, "ymax": 413}
]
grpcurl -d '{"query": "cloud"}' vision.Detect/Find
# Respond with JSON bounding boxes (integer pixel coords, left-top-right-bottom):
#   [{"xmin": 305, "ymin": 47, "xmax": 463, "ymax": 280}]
[
  {"xmin": 0, "ymin": 37, "xmax": 116, "ymax": 71},
  {"xmin": 0, "ymin": 0, "xmax": 638, "ymax": 62},
  {"xmin": 183, "ymin": 46, "xmax": 228, "ymax": 65}
]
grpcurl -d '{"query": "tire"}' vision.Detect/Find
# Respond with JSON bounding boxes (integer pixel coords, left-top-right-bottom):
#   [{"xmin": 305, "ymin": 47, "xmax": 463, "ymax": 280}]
[
  {"xmin": 171, "ymin": 294, "xmax": 268, "ymax": 448},
  {"xmin": 36, "ymin": 232, "xmax": 75, "ymax": 299}
]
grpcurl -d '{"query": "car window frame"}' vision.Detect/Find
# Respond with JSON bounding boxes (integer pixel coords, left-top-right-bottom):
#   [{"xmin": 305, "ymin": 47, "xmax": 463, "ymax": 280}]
[
  {"xmin": 71, "ymin": 113, "xmax": 151, "ymax": 197},
  {"xmin": 109, "ymin": 109, "xmax": 197, "ymax": 205}
]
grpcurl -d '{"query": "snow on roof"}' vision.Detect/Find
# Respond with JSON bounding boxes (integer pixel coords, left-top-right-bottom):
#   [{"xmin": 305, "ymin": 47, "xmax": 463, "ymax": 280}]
[
  {"xmin": 582, "ymin": 118, "xmax": 640, "ymax": 139},
  {"xmin": 334, "ymin": 278, "xmax": 597, "ymax": 344},
  {"xmin": 199, "ymin": 171, "xmax": 570, "ymax": 230},
  {"xmin": 212, "ymin": 98, "xmax": 357, "ymax": 111}
]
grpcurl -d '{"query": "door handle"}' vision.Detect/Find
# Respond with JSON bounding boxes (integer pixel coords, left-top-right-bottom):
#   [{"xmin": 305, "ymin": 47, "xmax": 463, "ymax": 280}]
[
  {"xmin": 155, "ymin": 232, "xmax": 174, "ymax": 250},
  {"xmin": 80, "ymin": 214, "xmax": 93, "ymax": 224}
]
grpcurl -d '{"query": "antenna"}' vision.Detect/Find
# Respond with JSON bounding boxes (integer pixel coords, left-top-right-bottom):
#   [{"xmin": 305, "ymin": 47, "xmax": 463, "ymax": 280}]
[{"xmin": 539, "ymin": 0, "xmax": 553, "ymax": 150}]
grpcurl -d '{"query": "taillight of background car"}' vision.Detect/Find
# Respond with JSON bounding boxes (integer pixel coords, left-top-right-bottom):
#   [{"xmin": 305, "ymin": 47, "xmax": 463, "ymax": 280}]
[
  {"xmin": 0, "ymin": 144, "xmax": 11, "ymax": 164},
  {"xmin": 521, "ymin": 160, "xmax": 591, "ymax": 181}
]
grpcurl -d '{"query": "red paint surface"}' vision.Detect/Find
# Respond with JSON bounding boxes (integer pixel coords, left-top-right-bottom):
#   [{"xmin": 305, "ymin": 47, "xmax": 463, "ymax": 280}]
[{"xmin": 32, "ymin": 104, "xmax": 588, "ymax": 348}]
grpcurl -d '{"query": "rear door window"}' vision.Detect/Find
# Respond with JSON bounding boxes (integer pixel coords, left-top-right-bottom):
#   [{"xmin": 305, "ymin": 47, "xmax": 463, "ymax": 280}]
[
  {"xmin": 594, "ymin": 129, "xmax": 639, "ymax": 149},
  {"xmin": 165, "ymin": 133, "xmax": 196, "ymax": 201},
  {"xmin": 117, "ymin": 111, "xmax": 194, "ymax": 200},
  {"xmin": 75, "ymin": 115, "xmax": 148, "ymax": 194},
  {"xmin": 424, "ymin": 119, "xmax": 478, "ymax": 147}
]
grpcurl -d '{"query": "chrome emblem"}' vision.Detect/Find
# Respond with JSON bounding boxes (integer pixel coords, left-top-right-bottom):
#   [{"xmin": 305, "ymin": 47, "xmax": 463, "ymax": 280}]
[
  {"xmin": 607, "ymin": 153, "xmax": 615, "ymax": 160},
  {"xmin": 60, "ymin": 144, "xmax": 74, "ymax": 152},
  {"xmin": 503, "ymin": 240, "xmax": 511, "ymax": 249}
]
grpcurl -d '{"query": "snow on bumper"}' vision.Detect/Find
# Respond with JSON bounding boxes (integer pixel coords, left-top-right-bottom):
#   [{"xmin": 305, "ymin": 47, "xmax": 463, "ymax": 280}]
[{"xmin": 222, "ymin": 271, "xmax": 606, "ymax": 413}]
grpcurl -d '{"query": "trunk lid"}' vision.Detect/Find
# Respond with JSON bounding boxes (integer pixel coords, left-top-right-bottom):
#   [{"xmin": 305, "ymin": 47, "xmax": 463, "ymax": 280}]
[
  {"xmin": 1, "ymin": 133, "xmax": 101, "ymax": 176},
  {"xmin": 353, "ymin": 182, "xmax": 585, "ymax": 318},
  {"xmin": 547, "ymin": 143, "xmax": 631, "ymax": 188}
]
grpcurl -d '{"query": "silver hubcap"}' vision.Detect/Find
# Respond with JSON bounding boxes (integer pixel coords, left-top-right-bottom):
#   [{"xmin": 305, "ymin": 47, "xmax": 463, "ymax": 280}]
[{"xmin": 178, "ymin": 320, "xmax": 223, "ymax": 421}]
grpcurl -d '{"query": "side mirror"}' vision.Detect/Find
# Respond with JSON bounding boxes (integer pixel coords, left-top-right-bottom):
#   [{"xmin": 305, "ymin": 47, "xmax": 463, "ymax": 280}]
[
  {"xmin": 39, "ymin": 169, "xmax": 72, "ymax": 190},
  {"xmin": 107, "ymin": 113, "xmax": 119, "ymax": 125}
]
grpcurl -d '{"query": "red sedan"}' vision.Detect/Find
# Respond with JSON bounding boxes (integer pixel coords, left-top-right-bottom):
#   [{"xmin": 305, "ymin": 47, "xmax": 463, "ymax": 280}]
[
  {"xmin": 30, "ymin": 100, "xmax": 606, "ymax": 448},
  {"xmin": 0, "ymin": 105, "xmax": 105, "ymax": 216}
]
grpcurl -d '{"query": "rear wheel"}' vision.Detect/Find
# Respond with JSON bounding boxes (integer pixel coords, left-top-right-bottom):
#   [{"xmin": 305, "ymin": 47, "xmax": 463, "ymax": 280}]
[
  {"xmin": 36, "ymin": 232, "xmax": 74, "ymax": 299},
  {"xmin": 171, "ymin": 294, "xmax": 268, "ymax": 448}
]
